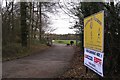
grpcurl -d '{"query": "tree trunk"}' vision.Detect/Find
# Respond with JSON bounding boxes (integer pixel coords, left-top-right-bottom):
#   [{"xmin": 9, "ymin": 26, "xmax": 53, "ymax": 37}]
[
  {"xmin": 39, "ymin": 2, "xmax": 42, "ymax": 41},
  {"xmin": 11, "ymin": 1, "xmax": 14, "ymax": 43},
  {"xmin": 28, "ymin": 2, "xmax": 32, "ymax": 48},
  {"xmin": 20, "ymin": 2, "xmax": 28, "ymax": 47},
  {"xmin": 31, "ymin": 2, "xmax": 34, "ymax": 44}
]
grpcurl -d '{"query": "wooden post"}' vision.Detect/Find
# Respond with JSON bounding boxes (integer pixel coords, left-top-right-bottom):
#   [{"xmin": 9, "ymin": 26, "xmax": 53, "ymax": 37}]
[{"xmin": 86, "ymin": 67, "xmax": 88, "ymax": 73}]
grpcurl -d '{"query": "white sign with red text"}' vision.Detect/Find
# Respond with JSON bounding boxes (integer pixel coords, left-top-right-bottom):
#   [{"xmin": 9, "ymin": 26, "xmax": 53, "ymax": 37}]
[{"xmin": 84, "ymin": 48, "xmax": 104, "ymax": 77}]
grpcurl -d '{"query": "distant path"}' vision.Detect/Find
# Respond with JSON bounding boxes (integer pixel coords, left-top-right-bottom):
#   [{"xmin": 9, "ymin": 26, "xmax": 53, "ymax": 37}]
[{"xmin": 3, "ymin": 44, "xmax": 74, "ymax": 78}]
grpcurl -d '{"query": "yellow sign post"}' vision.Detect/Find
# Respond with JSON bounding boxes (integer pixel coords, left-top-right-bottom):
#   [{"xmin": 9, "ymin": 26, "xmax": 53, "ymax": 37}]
[{"xmin": 84, "ymin": 11, "xmax": 104, "ymax": 52}]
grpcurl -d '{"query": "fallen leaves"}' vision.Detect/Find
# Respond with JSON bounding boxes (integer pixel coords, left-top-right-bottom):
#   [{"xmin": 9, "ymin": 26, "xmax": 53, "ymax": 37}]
[{"xmin": 61, "ymin": 46, "xmax": 98, "ymax": 79}]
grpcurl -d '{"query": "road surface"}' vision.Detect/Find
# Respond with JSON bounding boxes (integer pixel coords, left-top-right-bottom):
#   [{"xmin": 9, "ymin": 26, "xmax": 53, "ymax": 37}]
[{"xmin": 2, "ymin": 44, "xmax": 74, "ymax": 78}]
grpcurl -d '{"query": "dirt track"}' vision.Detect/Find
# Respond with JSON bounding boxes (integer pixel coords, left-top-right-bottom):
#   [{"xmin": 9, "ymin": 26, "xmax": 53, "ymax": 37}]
[{"xmin": 2, "ymin": 44, "xmax": 74, "ymax": 78}]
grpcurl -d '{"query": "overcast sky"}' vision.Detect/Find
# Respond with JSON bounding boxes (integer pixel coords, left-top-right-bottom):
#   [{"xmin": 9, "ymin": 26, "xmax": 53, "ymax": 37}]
[
  {"xmin": 47, "ymin": 0, "xmax": 79, "ymax": 34},
  {"xmin": 48, "ymin": 8, "xmax": 77, "ymax": 34}
]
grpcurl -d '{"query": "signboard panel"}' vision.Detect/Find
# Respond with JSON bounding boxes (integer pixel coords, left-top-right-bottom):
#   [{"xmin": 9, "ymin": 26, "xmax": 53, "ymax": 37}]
[
  {"xmin": 84, "ymin": 11, "xmax": 104, "ymax": 52},
  {"xmin": 84, "ymin": 48, "xmax": 104, "ymax": 77}
]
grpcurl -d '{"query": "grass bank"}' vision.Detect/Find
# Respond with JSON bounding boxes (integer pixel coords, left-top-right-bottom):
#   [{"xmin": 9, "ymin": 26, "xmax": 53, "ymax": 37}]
[
  {"xmin": 53, "ymin": 40, "xmax": 76, "ymax": 45},
  {"xmin": 2, "ymin": 43, "xmax": 49, "ymax": 61}
]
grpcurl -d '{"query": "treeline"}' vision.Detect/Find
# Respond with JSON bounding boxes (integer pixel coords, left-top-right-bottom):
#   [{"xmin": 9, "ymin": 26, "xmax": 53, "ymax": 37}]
[
  {"xmin": 2, "ymin": 1, "xmax": 56, "ymax": 59},
  {"xmin": 48, "ymin": 34, "xmax": 80, "ymax": 40}
]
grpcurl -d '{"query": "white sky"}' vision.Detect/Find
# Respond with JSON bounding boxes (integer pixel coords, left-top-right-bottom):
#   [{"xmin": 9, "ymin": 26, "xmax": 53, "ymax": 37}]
[
  {"xmin": 48, "ymin": 9, "xmax": 77, "ymax": 34},
  {"xmin": 47, "ymin": 0, "xmax": 78, "ymax": 34}
]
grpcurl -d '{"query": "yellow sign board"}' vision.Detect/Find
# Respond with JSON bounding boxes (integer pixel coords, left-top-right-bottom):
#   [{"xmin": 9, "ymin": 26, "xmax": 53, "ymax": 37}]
[{"xmin": 84, "ymin": 11, "xmax": 104, "ymax": 52}]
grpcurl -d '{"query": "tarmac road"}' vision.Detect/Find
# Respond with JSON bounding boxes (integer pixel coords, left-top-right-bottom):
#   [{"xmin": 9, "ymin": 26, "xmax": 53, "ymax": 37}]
[{"xmin": 2, "ymin": 44, "xmax": 74, "ymax": 78}]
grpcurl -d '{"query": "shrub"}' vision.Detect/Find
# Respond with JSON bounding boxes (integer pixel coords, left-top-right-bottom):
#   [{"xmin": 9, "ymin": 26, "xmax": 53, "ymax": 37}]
[{"xmin": 2, "ymin": 43, "xmax": 23, "ymax": 58}]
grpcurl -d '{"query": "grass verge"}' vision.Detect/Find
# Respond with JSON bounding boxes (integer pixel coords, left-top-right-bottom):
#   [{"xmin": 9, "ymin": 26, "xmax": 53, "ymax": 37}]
[
  {"xmin": 54, "ymin": 40, "xmax": 76, "ymax": 45},
  {"xmin": 2, "ymin": 43, "xmax": 49, "ymax": 61}
]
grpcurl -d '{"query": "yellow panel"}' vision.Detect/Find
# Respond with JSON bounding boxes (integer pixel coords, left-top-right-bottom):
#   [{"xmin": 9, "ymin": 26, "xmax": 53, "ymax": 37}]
[{"xmin": 84, "ymin": 11, "xmax": 104, "ymax": 52}]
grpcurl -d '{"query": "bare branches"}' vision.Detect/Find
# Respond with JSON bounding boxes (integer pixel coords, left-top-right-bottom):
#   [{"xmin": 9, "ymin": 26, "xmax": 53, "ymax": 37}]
[{"xmin": 58, "ymin": 1, "xmax": 78, "ymax": 19}]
